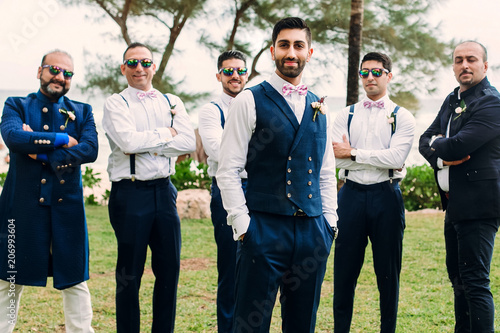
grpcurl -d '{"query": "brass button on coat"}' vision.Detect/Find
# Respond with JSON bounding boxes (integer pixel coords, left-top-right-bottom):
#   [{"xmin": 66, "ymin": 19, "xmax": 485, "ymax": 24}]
[
  {"xmin": 42, "ymin": 107, "xmax": 48, "ymax": 113},
  {"xmin": 41, "ymin": 179, "xmax": 47, "ymax": 184},
  {"xmin": 39, "ymin": 198, "xmax": 45, "ymax": 203},
  {"xmin": 43, "ymin": 125, "xmax": 49, "ymax": 130},
  {"xmin": 308, "ymin": 194, "xmax": 312, "ymax": 199}
]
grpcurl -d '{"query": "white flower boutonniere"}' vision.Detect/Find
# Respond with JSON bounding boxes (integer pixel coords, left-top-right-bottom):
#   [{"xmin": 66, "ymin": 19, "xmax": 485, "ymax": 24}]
[
  {"xmin": 311, "ymin": 96, "xmax": 327, "ymax": 122},
  {"xmin": 387, "ymin": 112, "xmax": 395, "ymax": 132},
  {"xmin": 453, "ymin": 100, "xmax": 467, "ymax": 120},
  {"xmin": 59, "ymin": 108, "xmax": 76, "ymax": 129}
]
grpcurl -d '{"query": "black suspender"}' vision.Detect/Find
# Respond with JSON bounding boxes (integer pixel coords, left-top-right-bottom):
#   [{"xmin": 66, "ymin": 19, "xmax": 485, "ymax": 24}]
[
  {"xmin": 119, "ymin": 93, "xmax": 173, "ymax": 181},
  {"xmin": 346, "ymin": 104, "xmax": 401, "ymax": 181},
  {"xmin": 211, "ymin": 102, "xmax": 225, "ymax": 129}
]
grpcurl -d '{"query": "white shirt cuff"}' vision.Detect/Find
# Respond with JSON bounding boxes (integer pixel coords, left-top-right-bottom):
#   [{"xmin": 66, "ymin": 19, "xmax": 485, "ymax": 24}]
[
  {"xmin": 228, "ymin": 213, "xmax": 251, "ymax": 241},
  {"xmin": 156, "ymin": 127, "xmax": 173, "ymax": 142}
]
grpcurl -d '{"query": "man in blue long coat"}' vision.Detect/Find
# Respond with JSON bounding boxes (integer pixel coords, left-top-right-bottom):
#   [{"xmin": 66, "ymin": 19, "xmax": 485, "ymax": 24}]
[{"xmin": 0, "ymin": 50, "xmax": 97, "ymax": 332}]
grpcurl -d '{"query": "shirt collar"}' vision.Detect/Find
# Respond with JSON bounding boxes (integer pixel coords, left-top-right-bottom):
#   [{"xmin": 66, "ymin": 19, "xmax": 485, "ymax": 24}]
[
  {"xmin": 127, "ymin": 85, "xmax": 157, "ymax": 99},
  {"xmin": 268, "ymin": 72, "xmax": 304, "ymax": 97},
  {"xmin": 36, "ymin": 90, "xmax": 65, "ymax": 104},
  {"xmin": 220, "ymin": 91, "xmax": 233, "ymax": 109}
]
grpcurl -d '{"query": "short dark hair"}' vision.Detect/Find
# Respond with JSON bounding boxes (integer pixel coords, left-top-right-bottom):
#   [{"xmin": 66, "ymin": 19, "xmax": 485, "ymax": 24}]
[
  {"xmin": 361, "ymin": 52, "xmax": 392, "ymax": 72},
  {"xmin": 41, "ymin": 49, "xmax": 73, "ymax": 66},
  {"xmin": 217, "ymin": 50, "xmax": 247, "ymax": 70},
  {"xmin": 123, "ymin": 42, "xmax": 153, "ymax": 61},
  {"xmin": 454, "ymin": 40, "xmax": 488, "ymax": 62},
  {"xmin": 272, "ymin": 17, "xmax": 312, "ymax": 47}
]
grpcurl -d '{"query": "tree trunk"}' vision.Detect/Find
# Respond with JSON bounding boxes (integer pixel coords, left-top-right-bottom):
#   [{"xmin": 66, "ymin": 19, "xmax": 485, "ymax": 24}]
[{"xmin": 346, "ymin": 0, "xmax": 364, "ymax": 106}]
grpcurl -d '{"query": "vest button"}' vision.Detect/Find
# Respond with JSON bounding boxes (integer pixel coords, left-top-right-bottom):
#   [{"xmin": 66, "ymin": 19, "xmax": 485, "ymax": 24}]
[
  {"xmin": 58, "ymin": 198, "xmax": 63, "ymax": 203},
  {"xmin": 34, "ymin": 140, "xmax": 38, "ymax": 144},
  {"xmin": 288, "ymin": 156, "xmax": 292, "ymax": 160},
  {"xmin": 308, "ymin": 157, "xmax": 312, "ymax": 161},
  {"xmin": 287, "ymin": 193, "xmax": 292, "ymax": 198},
  {"xmin": 308, "ymin": 194, "xmax": 312, "ymax": 199},
  {"xmin": 287, "ymin": 180, "xmax": 291, "ymax": 185},
  {"xmin": 308, "ymin": 181, "xmax": 312, "ymax": 186},
  {"xmin": 287, "ymin": 168, "xmax": 292, "ymax": 173},
  {"xmin": 60, "ymin": 180, "xmax": 65, "ymax": 185},
  {"xmin": 41, "ymin": 179, "xmax": 47, "ymax": 184},
  {"xmin": 39, "ymin": 198, "xmax": 45, "ymax": 203},
  {"xmin": 308, "ymin": 169, "xmax": 312, "ymax": 174},
  {"xmin": 43, "ymin": 125, "xmax": 49, "ymax": 130},
  {"xmin": 42, "ymin": 107, "xmax": 48, "ymax": 113}
]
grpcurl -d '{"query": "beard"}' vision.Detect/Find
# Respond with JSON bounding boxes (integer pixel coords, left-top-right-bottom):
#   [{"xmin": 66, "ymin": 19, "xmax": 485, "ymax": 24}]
[
  {"xmin": 40, "ymin": 77, "xmax": 69, "ymax": 100},
  {"xmin": 275, "ymin": 57, "xmax": 306, "ymax": 78}
]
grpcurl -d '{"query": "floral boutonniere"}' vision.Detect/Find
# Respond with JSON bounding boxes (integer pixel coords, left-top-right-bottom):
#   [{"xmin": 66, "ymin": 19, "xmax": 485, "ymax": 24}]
[
  {"xmin": 453, "ymin": 100, "xmax": 467, "ymax": 120},
  {"xmin": 311, "ymin": 96, "xmax": 327, "ymax": 122},
  {"xmin": 387, "ymin": 112, "xmax": 395, "ymax": 132},
  {"xmin": 59, "ymin": 108, "xmax": 76, "ymax": 129}
]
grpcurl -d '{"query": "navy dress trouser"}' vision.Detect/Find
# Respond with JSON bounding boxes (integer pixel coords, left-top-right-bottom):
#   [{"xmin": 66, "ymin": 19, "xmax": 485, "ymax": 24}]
[
  {"xmin": 233, "ymin": 211, "xmax": 334, "ymax": 333},
  {"xmin": 334, "ymin": 180, "xmax": 405, "ymax": 333},
  {"xmin": 210, "ymin": 178, "xmax": 238, "ymax": 333},
  {"xmin": 109, "ymin": 178, "xmax": 181, "ymax": 333},
  {"xmin": 445, "ymin": 213, "xmax": 499, "ymax": 333}
]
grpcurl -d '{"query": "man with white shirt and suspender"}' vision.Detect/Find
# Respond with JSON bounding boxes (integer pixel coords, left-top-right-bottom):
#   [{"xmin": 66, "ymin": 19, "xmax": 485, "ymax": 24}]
[
  {"xmin": 198, "ymin": 50, "xmax": 249, "ymax": 333},
  {"xmin": 102, "ymin": 42, "xmax": 196, "ymax": 333},
  {"xmin": 332, "ymin": 52, "xmax": 415, "ymax": 333}
]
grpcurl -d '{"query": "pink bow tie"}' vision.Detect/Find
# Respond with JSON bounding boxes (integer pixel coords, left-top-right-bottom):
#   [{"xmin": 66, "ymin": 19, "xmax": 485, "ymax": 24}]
[
  {"xmin": 282, "ymin": 83, "xmax": 308, "ymax": 96},
  {"xmin": 137, "ymin": 91, "xmax": 157, "ymax": 100},
  {"xmin": 363, "ymin": 100, "xmax": 384, "ymax": 109}
]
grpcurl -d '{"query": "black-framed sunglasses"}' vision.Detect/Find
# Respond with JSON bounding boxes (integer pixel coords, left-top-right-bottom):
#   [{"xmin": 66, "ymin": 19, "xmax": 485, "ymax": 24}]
[
  {"xmin": 359, "ymin": 68, "xmax": 389, "ymax": 78},
  {"xmin": 219, "ymin": 67, "xmax": 248, "ymax": 76},
  {"xmin": 124, "ymin": 58, "xmax": 153, "ymax": 69},
  {"xmin": 42, "ymin": 65, "xmax": 74, "ymax": 79}
]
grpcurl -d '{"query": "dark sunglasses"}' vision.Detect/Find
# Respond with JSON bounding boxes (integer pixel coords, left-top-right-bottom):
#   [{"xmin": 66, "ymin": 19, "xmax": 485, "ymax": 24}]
[
  {"xmin": 42, "ymin": 65, "xmax": 74, "ymax": 79},
  {"xmin": 219, "ymin": 67, "xmax": 248, "ymax": 76},
  {"xmin": 359, "ymin": 68, "xmax": 389, "ymax": 78},
  {"xmin": 124, "ymin": 58, "xmax": 153, "ymax": 69}
]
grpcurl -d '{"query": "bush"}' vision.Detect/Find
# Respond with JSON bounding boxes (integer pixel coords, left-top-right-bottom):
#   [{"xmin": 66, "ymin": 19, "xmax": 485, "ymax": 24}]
[
  {"xmin": 170, "ymin": 158, "xmax": 210, "ymax": 191},
  {"xmin": 400, "ymin": 164, "xmax": 442, "ymax": 211}
]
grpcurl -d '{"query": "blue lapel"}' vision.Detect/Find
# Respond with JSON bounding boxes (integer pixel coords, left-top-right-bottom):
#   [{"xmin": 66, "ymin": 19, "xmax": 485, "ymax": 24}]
[
  {"xmin": 261, "ymin": 81, "xmax": 299, "ymax": 131},
  {"xmin": 289, "ymin": 92, "xmax": 319, "ymax": 153}
]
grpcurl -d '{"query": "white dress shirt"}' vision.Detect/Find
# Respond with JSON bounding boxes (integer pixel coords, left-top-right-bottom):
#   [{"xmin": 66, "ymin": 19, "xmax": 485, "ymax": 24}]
[
  {"xmin": 216, "ymin": 72, "xmax": 338, "ymax": 240},
  {"xmin": 332, "ymin": 95, "xmax": 416, "ymax": 184},
  {"xmin": 197, "ymin": 92, "xmax": 247, "ymax": 179},
  {"xmin": 103, "ymin": 86, "xmax": 196, "ymax": 181}
]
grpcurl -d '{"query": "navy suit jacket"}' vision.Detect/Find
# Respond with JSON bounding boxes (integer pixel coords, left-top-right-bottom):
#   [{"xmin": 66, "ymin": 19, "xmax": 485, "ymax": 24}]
[
  {"xmin": 0, "ymin": 91, "xmax": 98, "ymax": 289},
  {"xmin": 419, "ymin": 77, "xmax": 500, "ymax": 221}
]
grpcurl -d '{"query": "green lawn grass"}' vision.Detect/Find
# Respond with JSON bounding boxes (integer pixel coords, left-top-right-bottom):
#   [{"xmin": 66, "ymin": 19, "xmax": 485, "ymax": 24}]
[{"xmin": 12, "ymin": 207, "xmax": 500, "ymax": 332}]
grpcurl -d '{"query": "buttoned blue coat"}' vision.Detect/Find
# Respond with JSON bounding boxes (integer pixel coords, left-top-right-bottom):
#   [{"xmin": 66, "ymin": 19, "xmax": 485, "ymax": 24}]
[{"xmin": 0, "ymin": 91, "xmax": 98, "ymax": 289}]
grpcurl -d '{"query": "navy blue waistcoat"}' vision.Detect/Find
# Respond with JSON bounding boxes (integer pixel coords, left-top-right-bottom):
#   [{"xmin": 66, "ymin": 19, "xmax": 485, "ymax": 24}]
[{"xmin": 245, "ymin": 81, "xmax": 327, "ymax": 217}]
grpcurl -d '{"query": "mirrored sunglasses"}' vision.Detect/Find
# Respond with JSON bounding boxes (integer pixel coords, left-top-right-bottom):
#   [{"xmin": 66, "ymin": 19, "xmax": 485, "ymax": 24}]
[
  {"xmin": 42, "ymin": 65, "xmax": 74, "ymax": 79},
  {"xmin": 124, "ymin": 58, "xmax": 153, "ymax": 69},
  {"xmin": 359, "ymin": 68, "xmax": 389, "ymax": 78},
  {"xmin": 219, "ymin": 67, "xmax": 248, "ymax": 76}
]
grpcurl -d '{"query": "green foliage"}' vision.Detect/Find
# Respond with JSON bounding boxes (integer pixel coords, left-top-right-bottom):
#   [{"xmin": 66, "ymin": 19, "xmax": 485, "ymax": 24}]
[
  {"xmin": 170, "ymin": 157, "xmax": 210, "ymax": 191},
  {"xmin": 0, "ymin": 172, "xmax": 6, "ymax": 187},
  {"xmin": 401, "ymin": 164, "xmax": 442, "ymax": 211},
  {"xmin": 82, "ymin": 166, "xmax": 102, "ymax": 206}
]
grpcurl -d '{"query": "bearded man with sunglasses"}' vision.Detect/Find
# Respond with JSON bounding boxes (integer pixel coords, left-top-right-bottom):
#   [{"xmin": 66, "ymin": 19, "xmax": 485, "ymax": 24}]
[
  {"xmin": 198, "ymin": 50, "xmax": 248, "ymax": 333},
  {"xmin": 0, "ymin": 50, "xmax": 97, "ymax": 332},
  {"xmin": 332, "ymin": 52, "xmax": 415, "ymax": 333},
  {"xmin": 103, "ymin": 42, "xmax": 195, "ymax": 333}
]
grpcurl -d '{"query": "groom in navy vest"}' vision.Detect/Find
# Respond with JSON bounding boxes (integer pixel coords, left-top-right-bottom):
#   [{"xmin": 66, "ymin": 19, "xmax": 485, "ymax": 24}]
[{"xmin": 216, "ymin": 17, "xmax": 338, "ymax": 332}]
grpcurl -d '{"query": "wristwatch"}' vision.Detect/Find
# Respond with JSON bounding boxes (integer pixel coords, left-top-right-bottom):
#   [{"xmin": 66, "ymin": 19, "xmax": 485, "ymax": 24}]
[
  {"xmin": 350, "ymin": 149, "xmax": 357, "ymax": 161},
  {"xmin": 332, "ymin": 226, "xmax": 339, "ymax": 240}
]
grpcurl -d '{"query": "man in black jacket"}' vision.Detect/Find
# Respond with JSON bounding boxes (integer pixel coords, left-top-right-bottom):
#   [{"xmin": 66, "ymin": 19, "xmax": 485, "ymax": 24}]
[{"xmin": 419, "ymin": 41, "xmax": 500, "ymax": 333}]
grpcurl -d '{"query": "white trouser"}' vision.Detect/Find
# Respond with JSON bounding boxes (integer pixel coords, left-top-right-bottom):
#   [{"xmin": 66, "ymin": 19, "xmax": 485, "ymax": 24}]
[{"xmin": 0, "ymin": 280, "xmax": 94, "ymax": 333}]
